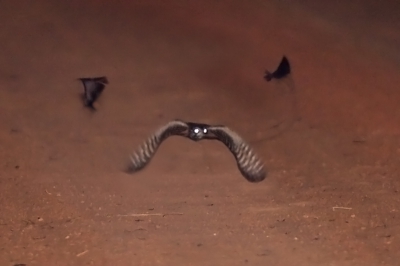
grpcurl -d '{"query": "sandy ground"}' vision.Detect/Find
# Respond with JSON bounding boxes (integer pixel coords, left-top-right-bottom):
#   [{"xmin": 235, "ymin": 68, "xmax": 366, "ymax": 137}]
[{"xmin": 1, "ymin": 1, "xmax": 400, "ymax": 265}]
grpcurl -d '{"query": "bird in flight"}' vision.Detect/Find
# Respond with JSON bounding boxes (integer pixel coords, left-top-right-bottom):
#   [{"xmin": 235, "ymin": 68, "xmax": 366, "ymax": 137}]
[
  {"xmin": 126, "ymin": 120, "xmax": 267, "ymax": 183},
  {"xmin": 264, "ymin": 56, "xmax": 291, "ymax": 82},
  {"xmin": 78, "ymin": 76, "xmax": 108, "ymax": 110}
]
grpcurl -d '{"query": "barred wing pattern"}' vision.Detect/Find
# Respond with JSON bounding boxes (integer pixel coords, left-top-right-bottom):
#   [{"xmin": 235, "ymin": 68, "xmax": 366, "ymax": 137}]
[
  {"xmin": 208, "ymin": 126, "xmax": 267, "ymax": 182},
  {"xmin": 127, "ymin": 120, "xmax": 188, "ymax": 173}
]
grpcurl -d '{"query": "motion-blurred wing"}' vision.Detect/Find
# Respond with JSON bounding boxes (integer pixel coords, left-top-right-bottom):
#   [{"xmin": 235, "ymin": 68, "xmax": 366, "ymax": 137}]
[
  {"xmin": 208, "ymin": 126, "xmax": 267, "ymax": 182},
  {"xmin": 127, "ymin": 120, "xmax": 189, "ymax": 173},
  {"xmin": 93, "ymin": 76, "xmax": 108, "ymax": 84},
  {"xmin": 79, "ymin": 76, "xmax": 108, "ymax": 109},
  {"xmin": 264, "ymin": 56, "xmax": 291, "ymax": 82}
]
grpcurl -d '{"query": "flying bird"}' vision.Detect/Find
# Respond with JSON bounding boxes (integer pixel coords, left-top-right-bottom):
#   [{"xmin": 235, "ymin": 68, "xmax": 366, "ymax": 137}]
[
  {"xmin": 126, "ymin": 120, "xmax": 267, "ymax": 183},
  {"xmin": 264, "ymin": 56, "xmax": 291, "ymax": 82},
  {"xmin": 78, "ymin": 76, "xmax": 108, "ymax": 110}
]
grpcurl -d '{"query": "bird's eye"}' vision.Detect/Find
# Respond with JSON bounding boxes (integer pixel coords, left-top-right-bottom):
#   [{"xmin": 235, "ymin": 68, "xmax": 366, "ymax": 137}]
[
  {"xmin": 203, "ymin": 128, "xmax": 208, "ymax": 134},
  {"xmin": 194, "ymin": 128, "xmax": 200, "ymax": 134}
]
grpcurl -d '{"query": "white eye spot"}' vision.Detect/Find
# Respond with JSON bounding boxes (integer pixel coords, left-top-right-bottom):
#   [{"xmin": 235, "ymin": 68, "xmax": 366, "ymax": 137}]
[
  {"xmin": 203, "ymin": 128, "xmax": 208, "ymax": 134},
  {"xmin": 194, "ymin": 128, "xmax": 200, "ymax": 134}
]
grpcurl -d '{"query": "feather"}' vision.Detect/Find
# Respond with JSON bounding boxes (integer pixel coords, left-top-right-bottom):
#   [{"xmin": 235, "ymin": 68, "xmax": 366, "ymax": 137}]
[
  {"xmin": 208, "ymin": 126, "xmax": 267, "ymax": 182},
  {"xmin": 126, "ymin": 120, "xmax": 188, "ymax": 173},
  {"xmin": 127, "ymin": 120, "xmax": 267, "ymax": 183}
]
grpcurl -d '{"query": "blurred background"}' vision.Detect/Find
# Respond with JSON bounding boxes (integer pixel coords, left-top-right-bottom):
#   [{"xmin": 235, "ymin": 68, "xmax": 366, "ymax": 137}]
[{"xmin": 1, "ymin": 1, "xmax": 399, "ymax": 265}]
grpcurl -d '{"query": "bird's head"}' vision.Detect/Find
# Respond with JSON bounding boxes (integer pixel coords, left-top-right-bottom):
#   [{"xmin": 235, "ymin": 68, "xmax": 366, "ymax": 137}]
[{"xmin": 187, "ymin": 122, "xmax": 211, "ymax": 141}]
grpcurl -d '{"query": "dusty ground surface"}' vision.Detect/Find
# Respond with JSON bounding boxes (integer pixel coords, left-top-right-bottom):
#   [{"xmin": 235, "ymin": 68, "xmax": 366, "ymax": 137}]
[{"xmin": 1, "ymin": 1, "xmax": 400, "ymax": 265}]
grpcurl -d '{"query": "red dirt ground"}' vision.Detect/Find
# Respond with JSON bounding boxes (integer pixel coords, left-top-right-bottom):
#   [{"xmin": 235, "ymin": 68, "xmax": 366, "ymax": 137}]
[{"xmin": 1, "ymin": 1, "xmax": 400, "ymax": 265}]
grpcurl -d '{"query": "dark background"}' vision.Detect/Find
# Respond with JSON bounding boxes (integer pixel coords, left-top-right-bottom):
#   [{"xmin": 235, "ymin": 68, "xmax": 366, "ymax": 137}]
[{"xmin": 1, "ymin": 1, "xmax": 399, "ymax": 265}]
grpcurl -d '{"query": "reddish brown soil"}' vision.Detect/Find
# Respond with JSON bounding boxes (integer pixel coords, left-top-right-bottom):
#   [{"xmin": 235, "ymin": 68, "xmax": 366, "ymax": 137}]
[{"xmin": 1, "ymin": 1, "xmax": 400, "ymax": 265}]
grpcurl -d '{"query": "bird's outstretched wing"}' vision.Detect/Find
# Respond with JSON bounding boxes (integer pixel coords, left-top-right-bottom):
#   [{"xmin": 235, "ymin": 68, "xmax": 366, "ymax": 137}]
[
  {"xmin": 208, "ymin": 126, "xmax": 267, "ymax": 182},
  {"xmin": 264, "ymin": 56, "xmax": 291, "ymax": 82},
  {"xmin": 79, "ymin": 76, "xmax": 108, "ymax": 110},
  {"xmin": 126, "ymin": 120, "xmax": 189, "ymax": 173}
]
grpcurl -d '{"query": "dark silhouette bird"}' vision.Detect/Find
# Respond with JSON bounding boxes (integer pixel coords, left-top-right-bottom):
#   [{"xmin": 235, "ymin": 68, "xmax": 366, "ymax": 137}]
[
  {"xmin": 264, "ymin": 56, "xmax": 291, "ymax": 82},
  {"xmin": 78, "ymin": 76, "xmax": 108, "ymax": 110},
  {"xmin": 126, "ymin": 120, "xmax": 267, "ymax": 183}
]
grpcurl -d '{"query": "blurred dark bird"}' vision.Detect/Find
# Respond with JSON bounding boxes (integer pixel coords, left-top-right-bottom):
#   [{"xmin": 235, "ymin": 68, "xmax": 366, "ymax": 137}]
[
  {"xmin": 126, "ymin": 120, "xmax": 267, "ymax": 183},
  {"xmin": 264, "ymin": 56, "xmax": 291, "ymax": 82},
  {"xmin": 78, "ymin": 76, "xmax": 108, "ymax": 110}
]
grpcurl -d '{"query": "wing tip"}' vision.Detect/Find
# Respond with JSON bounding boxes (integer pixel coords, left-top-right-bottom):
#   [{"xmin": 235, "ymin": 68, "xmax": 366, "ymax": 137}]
[
  {"xmin": 124, "ymin": 166, "xmax": 136, "ymax": 174},
  {"xmin": 124, "ymin": 161, "xmax": 143, "ymax": 174},
  {"xmin": 243, "ymin": 169, "xmax": 268, "ymax": 183},
  {"xmin": 280, "ymin": 56, "xmax": 291, "ymax": 74}
]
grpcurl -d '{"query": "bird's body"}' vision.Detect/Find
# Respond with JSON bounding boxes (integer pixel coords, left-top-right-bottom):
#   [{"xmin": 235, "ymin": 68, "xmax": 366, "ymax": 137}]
[
  {"xmin": 264, "ymin": 56, "xmax": 291, "ymax": 82},
  {"xmin": 127, "ymin": 120, "xmax": 267, "ymax": 183},
  {"xmin": 79, "ymin": 76, "xmax": 108, "ymax": 110}
]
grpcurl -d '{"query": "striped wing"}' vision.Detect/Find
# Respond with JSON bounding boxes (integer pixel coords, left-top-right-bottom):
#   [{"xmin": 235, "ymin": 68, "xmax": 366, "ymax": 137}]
[
  {"xmin": 208, "ymin": 126, "xmax": 267, "ymax": 182},
  {"xmin": 127, "ymin": 120, "xmax": 189, "ymax": 173}
]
